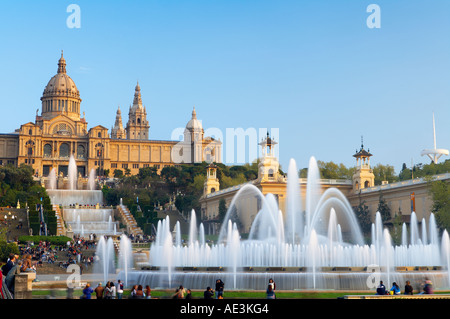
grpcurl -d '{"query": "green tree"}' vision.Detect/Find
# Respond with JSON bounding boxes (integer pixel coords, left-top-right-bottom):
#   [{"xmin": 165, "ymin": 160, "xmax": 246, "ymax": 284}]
[
  {"xmin": 377, "ymin": 191, "xmax": 391, "ymax": 222},
  {"xmin": 390, "ymin": 208, "xmax": 403, "ymax": 246},
  {"xmin": 218, "ymin": 198, "xmax": 228, "ymax": 224},
  {"xmin": 372, "ymin": 164, "xmax": 398, "ymax": 185},
  {"xmin": 354, "ymin": 200, "xmax": 372, "ymax": 236},
  {"xmin": 0, "ymin": 241, "xmax": 20, "ymax": 262},
  {"xmin": 428, "ymin": 180, "xmax": 450, "ymax": 232},
  {"xmin": 113, "ymin": 169, "xmax": 124, "ymax": 178}
]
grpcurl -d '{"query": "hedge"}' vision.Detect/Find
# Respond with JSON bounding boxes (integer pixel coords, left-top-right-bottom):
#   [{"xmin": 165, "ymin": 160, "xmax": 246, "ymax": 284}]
[{"xmin": 18, "ymin": 235, "xmax": 72, "ymax": 246}]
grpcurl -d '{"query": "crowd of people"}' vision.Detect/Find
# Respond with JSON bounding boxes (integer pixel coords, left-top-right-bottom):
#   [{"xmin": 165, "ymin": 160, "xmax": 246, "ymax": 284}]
[
  {"xmin": 1, "ymin": 253, "xmax": 33, "ymax": 298},
  {"xmin": 376, "ymin": 278, "xmax": 434, "ymax": 296}
]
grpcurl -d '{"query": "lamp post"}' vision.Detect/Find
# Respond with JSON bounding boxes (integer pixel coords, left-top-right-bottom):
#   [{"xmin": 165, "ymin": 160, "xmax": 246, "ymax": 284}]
[{"xmin": 4, "ymin": 212, "xmax": 17, "ymax": 242}]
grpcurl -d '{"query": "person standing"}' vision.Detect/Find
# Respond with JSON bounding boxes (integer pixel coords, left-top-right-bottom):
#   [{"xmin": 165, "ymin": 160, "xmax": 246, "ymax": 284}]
[
  {"xmin": 215, "ymin": 279, "xmax": 224, "ymax": 299},
  {"xmin": 94, "ymin": 282, "xmax": 104, "ymax": 299},
  {"xmin": 116, "ymin": 280, "xmax": 124, "ymax": 299},
  {"xmin": 129, "ymin": 285, "xmax": 137, "ymax": 298},
  {"xmin": 145, "ymin": 285, "xmax": 151, "ymax": 299},
  {"xmin": 135, "ymin": 285, "xmax": 145, "ymax": 298},
  {"xmin": 266, "ymin": 284, "xmax": 276, "ymax": 299},
  {"xmin": 178, "ymin": 285, "xmax": 186, "ymax": 298},
  {"xmin": 110, "ymin": 282, "xmax": 116, "ymax": 299},
  {"xmin": 81, "ymin": 283, "xmax": 94, "ymax": 299},
  {"xmin": 104, "ymin": 282, "xmax": 113, "ymax": 299},
  {"xmin": 268, "ymin": 278, "xmax": 276, "ymax": 292}
]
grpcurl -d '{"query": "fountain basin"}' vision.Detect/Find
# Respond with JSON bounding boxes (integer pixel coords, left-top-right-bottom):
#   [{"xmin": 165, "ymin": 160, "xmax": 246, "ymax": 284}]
[
  {"xmin": 47, "ymin": 189, "xmax": 104, "ymax": 206},
  {"xmin": 118, "ymin": 269, "xmax": 450, "ymax": 291}
]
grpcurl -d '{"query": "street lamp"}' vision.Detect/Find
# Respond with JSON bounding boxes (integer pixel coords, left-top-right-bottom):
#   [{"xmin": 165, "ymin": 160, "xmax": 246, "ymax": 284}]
[{"xmin": 4, "ymin": 212, "xmax": 17, "ymax": 242}]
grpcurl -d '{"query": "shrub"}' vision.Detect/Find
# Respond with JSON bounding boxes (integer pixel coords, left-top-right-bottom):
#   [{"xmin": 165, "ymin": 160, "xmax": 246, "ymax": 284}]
[{"xmin": 18, "ymin": 235, "xmax": 72, "ymax": 246}]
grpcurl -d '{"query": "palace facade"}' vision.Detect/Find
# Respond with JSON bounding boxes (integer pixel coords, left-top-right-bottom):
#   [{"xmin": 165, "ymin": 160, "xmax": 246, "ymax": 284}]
[
  {"xmin": 0, "ymin": 52, "xmax": 222, "ymax": 178},
  {"xmin": 200, "ymin": 135, "xmax": 449, "ymax": 235}
]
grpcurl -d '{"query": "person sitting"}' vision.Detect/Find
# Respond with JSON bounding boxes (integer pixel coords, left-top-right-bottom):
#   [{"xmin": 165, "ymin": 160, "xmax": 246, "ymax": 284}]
[
  {"xmin": 423, "ymin": 279, "xmax": 434, "ymax": 294},
  {"xmin": 21, "ymin": 255, "xmax": 36, "ymax": 272},
  {"xmin": 204, "ymin": 286, "xmax": 214, "ymax": 299},
  {"xmin": 390, "ymin": 282, "xmax": 401, "ymax": 295},
  {"xmin": 376, "ymin": 281, "xmax": 386, "ymax": 295},
  {"xmin": 404, "ymin": 281, "xmax": 413, "ymax": 295}
]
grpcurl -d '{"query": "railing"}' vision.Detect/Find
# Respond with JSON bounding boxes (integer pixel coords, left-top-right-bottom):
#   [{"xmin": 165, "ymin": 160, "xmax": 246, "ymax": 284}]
[
  {"xmin": 205, "ymin": 177, "xmax": 353, "ymax": 198},
  {"xmin": 360, "ymin": 172, "xmax": 450, "ymax": 193}
]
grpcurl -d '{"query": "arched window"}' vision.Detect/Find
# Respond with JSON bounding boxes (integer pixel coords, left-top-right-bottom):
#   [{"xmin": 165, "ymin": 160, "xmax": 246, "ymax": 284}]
[
  {"xmin": 44, "ymin": 144, "xmax": 52, "ymax": 158},
  {"xmin": 364, "ymin": 180, "xmax": 370, "ymax": 188},
  {"xmin": 77, "ymin": 145, "xmax": 86, "ymax": 159},
  {"xmin": 59, "ymin": 143, "xmax": 70, "ymax": 158},
  {"xmin": 268, "ymin": 168, "xmax": 274, "ymax": 178}
]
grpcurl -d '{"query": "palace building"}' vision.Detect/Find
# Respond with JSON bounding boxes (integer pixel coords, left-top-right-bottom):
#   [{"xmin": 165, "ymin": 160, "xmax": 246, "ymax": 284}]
[
  {"xmin": 0, "ymin": 52, "xmax": 222, "ymax": 178},
  {"xmin": 199, "ymin": 135, "xmax": 450, "ymax": 235}
]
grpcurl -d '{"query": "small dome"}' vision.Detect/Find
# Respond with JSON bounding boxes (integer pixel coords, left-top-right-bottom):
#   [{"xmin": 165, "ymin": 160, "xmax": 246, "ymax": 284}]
[{"xmin": 186, "ymin": 106, "xmax": 203, "ymax": 130}]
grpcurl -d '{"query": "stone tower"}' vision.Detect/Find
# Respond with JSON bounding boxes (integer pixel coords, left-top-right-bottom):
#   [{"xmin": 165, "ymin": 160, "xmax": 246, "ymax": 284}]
[
  {"xmin": 111, "ymin": 106, "xmax": 126, "ymax": 139},
  {"xmin": 204, "ymin": 163, "xmax": 220, "ymax": 195},
  {"xmin": 258, "ymin": 132, "xmax": 279, "ymax": 182},
  {"xmin": 126, "ymin": 82, "xmax": 149, "ymax": 140},
  {"xmin": 352, "ymin": 138, "xmax": 375, "ymax": 192},
  {"xmin": 184, "ymin": 106, "xmax": 204, "ymax": 163}
]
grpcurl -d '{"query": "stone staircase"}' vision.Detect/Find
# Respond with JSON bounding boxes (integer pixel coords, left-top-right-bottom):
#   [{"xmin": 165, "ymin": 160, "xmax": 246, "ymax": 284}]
[
  {"xmin": 117, "ymin": 204, "xmax": 144, "ymax": 236},
  {"xmin": 53, "ymin": 205, "xmax": 66, "ymax": 236}
]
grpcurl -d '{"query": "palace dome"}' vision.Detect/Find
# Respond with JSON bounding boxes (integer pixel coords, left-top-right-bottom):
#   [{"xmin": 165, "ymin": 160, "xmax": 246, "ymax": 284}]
[
  {"xmin": 186, "ymin": 107, "xmax": 203, "ymax": 130},
  {"xmin": 40, "ymin": 51, "xmax": 82, "ymax": 121},
  {"xmin": 42, "ymin": 51, "xmax": 80, "ymax": 99}
]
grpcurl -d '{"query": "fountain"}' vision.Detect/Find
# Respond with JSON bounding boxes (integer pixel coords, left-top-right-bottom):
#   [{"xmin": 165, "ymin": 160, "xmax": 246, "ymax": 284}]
[
  {"xmin": 88, "ymin": 168, "xmax": 96, "ymax": 191},
  {"xmin": 68, "ymin": 154, "xmax": 77, "ymax": 190},
  {"xmin": 112, "ymin": 156, "xmax": 450, "ymax": 291},
  {"xmin": 45, "ymin": 154, "xmax": 120, "ymax": 236},
  {"xmin": 47, "ymin": 155, "xmax": 104, "ymax": 206},
  {"xmin": 48, "ymin": 168, "xmax": 57, "ymax": 190},
  {"xmin": 94, "ymin": 236, "xmax": 116, "ymax": 284},
  {"xmin": 118, "ymin": 234, "xmax": 133, "ymax": 286}
]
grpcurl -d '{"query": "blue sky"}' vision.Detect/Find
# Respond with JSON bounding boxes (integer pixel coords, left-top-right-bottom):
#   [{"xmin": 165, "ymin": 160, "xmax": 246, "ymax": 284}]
[{"xmin": 0, "ymin": 0, "xmax": 449, "ymax": 173}]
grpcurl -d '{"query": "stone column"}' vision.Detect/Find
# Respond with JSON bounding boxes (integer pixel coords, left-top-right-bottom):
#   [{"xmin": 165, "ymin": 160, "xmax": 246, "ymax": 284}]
[{"xmin": 14, "ymin": 272, "xmax": 36, "ymax": 299}]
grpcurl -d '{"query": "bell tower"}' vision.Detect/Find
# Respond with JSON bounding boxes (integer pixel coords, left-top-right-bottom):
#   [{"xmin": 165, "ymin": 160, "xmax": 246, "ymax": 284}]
[
  {"xmin": 352, "ymin": 137, "xmax": 375, "ymax": 192},
  {"xmin": 204, "ymin": 163, "xmax": 220, "ymax": 195},
  {"xmin": 111, "ymin": 106, "xmax": 126, "ymax": 139},
  {"xmin": 126, "ymin": 82, "xmax": 149, "ymax": 140},
  {"xmin": 258, "ymin": 132, "xmax": 279, "ymax": 182}
]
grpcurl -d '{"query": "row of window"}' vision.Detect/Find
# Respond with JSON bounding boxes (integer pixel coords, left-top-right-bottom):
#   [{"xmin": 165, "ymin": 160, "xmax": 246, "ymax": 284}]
[
  {"xmin": 43, "ymin": 143, "xmax": 92, "ymax": 158},
  {"xmin": 110, "ymin": 163, "xmax": 163, "ymax": 169},
  {"xmin": 43, "ymin": 99, "xmax": 80, "ymax": 114},
  {"xmin": 0, "ymin": 160, "xmax": 15, "ymax": 165}
]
